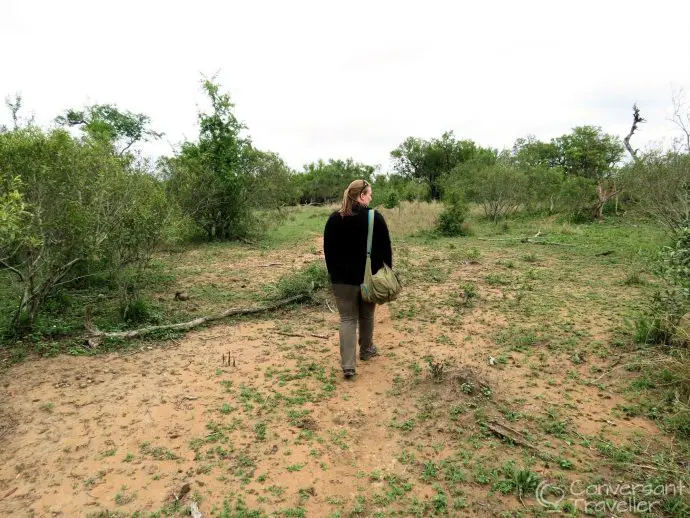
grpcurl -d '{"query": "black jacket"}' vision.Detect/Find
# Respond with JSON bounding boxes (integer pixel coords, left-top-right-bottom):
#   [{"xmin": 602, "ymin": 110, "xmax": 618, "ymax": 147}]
[{"xmin": 323, "ymin": 206, "xmax": 393, "ymax": 286}]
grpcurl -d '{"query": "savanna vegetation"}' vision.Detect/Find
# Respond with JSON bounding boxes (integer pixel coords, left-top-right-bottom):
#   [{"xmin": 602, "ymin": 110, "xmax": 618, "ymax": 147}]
[{"xmin": 2, "ymin": 82, "xmax": 690, "ymax": 517}]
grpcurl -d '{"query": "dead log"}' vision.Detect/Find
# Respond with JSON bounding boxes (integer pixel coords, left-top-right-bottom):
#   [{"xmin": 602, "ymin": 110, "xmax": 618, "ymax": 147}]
[{"xmin": 86, "ymin": 294, "xmax": 309, "ymax": 340}]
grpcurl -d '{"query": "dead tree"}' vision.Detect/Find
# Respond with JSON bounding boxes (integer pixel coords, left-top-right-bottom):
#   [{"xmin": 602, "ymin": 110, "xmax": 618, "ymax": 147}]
[
  {"xmin": 670, "ymin": 88, "xmax": 690, "ymax": 153},
  {"xmin": 624, "ymin": 103, "xmax": 646, "ymax": 161}
]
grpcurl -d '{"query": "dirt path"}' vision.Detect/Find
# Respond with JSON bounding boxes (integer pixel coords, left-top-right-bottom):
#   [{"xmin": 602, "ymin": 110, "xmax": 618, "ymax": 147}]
[{"xmin": 0, "ymin": 295, "xmax": 661, "ymax": 517}]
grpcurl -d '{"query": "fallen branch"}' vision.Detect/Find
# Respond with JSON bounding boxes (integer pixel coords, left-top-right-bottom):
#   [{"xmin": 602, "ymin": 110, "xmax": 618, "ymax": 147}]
[
  {"xmin": 259, "ymin": 262, "xmax": 283, "ymax": 267},
  {"xmin": 199, "ymin": 334, "xmax": 225, "ymax": 342},
  {"xmin": 486, "ymin": 420, "xmax": 553, "ymax": 461},
  {"xmin": 1, "ymin": 487, "xmax": 17, "ymax": 500},
  {"xmin": 588, "ymin": 355, "xmax": 624, "ymax": 384},
  {"xmin": 477, "ymin": 237, "xmax": 573, "ymax": 247},
  {"xmin": 87, "ymin": 294, "xmax": 310, "ymax": 340},
  {"xmin": 276, "ymin": 331, "xmax": 330, "ymax": 340}
]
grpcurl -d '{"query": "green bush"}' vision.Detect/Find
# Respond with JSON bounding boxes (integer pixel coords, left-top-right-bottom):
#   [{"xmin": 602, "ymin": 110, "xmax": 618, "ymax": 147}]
[
  {"xmin": 121, "ymin": 297, "xmax": 155, "ymax": 325},
  {"xmin": 272, "ymin": 263, "xmax": 329, "ymax": 300},
  {"xmin": 384, "ymin": 190, "xmax": 400, "ymax": 209},
  {"xmin": 0, "ymin": 128, "xmax": 170, "ymax": 332},
  {"xmin": 436, "ymin": 201, "xmax": 469, "ymax": 237}
]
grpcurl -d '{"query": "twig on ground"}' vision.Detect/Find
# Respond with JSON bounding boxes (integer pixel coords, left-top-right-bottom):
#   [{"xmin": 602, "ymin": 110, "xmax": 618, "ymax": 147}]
[
  {"xmin": 276, "ymin": 331, "xmax": 329, "ymax": 340},
  {"xmin": 486, "ymin": 420, "xmax": 553, "ymax": 461},
  {"xmin": 588, "ymin": 355, "xmax": 625, "ymax": 384},
  {"xmin": 199, "ymin": 335, "xmax": 225, "ymax": 342}
]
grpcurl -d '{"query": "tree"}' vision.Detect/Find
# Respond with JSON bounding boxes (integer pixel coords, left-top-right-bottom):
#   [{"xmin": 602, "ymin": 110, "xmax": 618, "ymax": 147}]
[
  {"xmin": 245, "ymin": 149, "xmax": 299, "ymax": 209},
  {"xmin": 523, "ymin": 165, "xmax": 565, "ymax": 214},
  {"xmin": 512, "ymin": 136, "xmax": 560, "ymax": 169},
  {"xmin": 553, "ymin": 126, "xmax": 624, "ymax": 218},
  {"xmin": 623, "ymin": 104, "xmax": 646, "ymax": 161},
  {"xmin": 473, "ymin": 162, "xmax": 528, "ymax": 221},
  {"xmin": 55, "ymin": 104, "xmax": 162, "ymax": 155},
  {"xmin": 165, "ymin": 79, "xmax": 256, "ymax": 240},
  {"xmin": 669, "ymin": 88, "xmax": 690, "ymax": 154},
  {"xmin": 294, "ymin": 158, "xmax": 375, "ymax": 204},
  {"xmin": 391, "ymin": 131, "xmax": 489, "ymax": 200}
]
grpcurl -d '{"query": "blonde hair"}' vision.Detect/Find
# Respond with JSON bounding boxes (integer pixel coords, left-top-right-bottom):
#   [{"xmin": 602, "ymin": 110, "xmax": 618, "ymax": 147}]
[{"xmin": 338, "ymin": 179, "xmax": 370, "ymax": 216}]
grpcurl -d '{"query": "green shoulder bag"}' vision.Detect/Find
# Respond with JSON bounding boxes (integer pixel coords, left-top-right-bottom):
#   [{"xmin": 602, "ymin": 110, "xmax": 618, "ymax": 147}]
[{"xmin": 360, "ymin": 209, "xmax": 402, "ymax": 304}]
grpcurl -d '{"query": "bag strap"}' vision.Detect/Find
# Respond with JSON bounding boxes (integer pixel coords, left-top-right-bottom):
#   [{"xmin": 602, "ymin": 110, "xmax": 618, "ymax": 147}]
[{"xmin": 366, "ymin": 209, "xmax": 374, "ymax": 257}]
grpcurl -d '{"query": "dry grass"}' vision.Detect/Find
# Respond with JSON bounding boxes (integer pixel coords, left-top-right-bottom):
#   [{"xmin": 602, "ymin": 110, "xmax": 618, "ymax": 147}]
[{"xmin": 377, "ymin": 200, "xmax": 444, "ymax": 237}]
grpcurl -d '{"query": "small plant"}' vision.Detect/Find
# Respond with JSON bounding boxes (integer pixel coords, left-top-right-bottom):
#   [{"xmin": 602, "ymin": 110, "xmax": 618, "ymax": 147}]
[
  {"xmin": 623, "ymin": 271, "xmax": 645, "ymax": 286},
  {"xmin": 430, "ymin": 485, "xmax": 448, "ymax": 514},
  {"xmin": 449, "ymin": 405, "xmax": 467, "ymax": 420},
  {"xmin": 397, "ymin": 449, "xmax": 416, "ymax": 464},
  {"xmin": 485, "ymin": 273, "xmax": 509, "ymax": 286},
  {"xmin": 219, "ymin": 403, "xmax": 234, "ymax": 414},
  {"xmin": 139, "ymin": 442, "xmax": 178, "ymax": 460},
  {"xmin": 254, "ymin": 422, "xmax": 267, "ymax": 441},
  {"xmin": 462, "ymin": 283, "xmax": 478, "ymax": 303},
  {"xmin": 421, "ymin": 461, "xmax": 438, "ymax": 482},
  {"xmin": 557, "ymin": 458, "xmax": 573, "ymax": 469},
  {"xmin": 120, "ymin": 297, "xmax": 155, "ymax": 325},
  {"xmin": 351, "ymin": 495, "xmax": 366, "ymax": 515},
  {"xmin": 424, "ymin": 356, "xmax": 446, "ymax": 381},
  {"xmin": 100, "ymin": 448, "xmax": 117, "ymax": 458},
  {"xmin": 114, "ymin": 485, "xmax": 137, "ymax": 505},
  {"xmin": 513, "ymin": 469, "xmax": 540, "ymax": 502}
]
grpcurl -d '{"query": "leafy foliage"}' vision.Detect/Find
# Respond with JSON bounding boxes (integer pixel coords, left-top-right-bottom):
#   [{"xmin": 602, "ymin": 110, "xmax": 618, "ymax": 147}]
[
  {"xmin": 623, "ymin": 151, "xmax": 690, "ymax": 232},
  {"xmin": 0, "ymin": 127, "xmax": 169, "ymax": 331},
  {"xmin": 391, "ymin": 131, "xmax": 496, "ymax": 200},
  {"xmin": 272, "ymin": 263, "xmax": 329, "ymax": 300},
  {"xmin": 293, "ymin": 158, "xmax": 374, "ymax": 204},
  {"xmin": 55, "ymin": 103, "xmax": 162, "ymax": 155},
  {"xmin": 436, "ymin": 199, "xmax": 469, "ymax": 237},
  {"xmin": 165, "ymin": 79, "xmax": 256, "ymax": 240}
]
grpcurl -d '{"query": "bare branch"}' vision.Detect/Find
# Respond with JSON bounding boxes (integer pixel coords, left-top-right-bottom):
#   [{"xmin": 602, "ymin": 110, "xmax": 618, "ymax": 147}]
[
  {"xmin": 0, "ymin": 259, "xmax": 24, "ymax": 282},
  {"xmin": 623, "ymin": 103, "xmax": 645, "ymax": 161},
  {"xmin": 669, "ymin": 88, "xmax": 690, "ymax": 153}
]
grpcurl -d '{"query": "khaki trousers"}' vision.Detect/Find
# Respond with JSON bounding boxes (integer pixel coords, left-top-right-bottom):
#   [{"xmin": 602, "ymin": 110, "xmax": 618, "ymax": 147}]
[{"xmin": 332, "ymin": 284, "xmax": 376, "ymax": 371}]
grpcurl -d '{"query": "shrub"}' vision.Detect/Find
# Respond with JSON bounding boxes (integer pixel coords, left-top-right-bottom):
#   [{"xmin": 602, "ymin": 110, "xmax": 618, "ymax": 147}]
[
  {"xmin": 436, "ymin": 201, "xmax": 469, "ymax": 237},
  {"xmin": 384, "ymin": 190, "xmax": 400, "ymax": 209},
  {"xmin": 272, "ymin": 263, "xmax": 329, "ymax": 300}
]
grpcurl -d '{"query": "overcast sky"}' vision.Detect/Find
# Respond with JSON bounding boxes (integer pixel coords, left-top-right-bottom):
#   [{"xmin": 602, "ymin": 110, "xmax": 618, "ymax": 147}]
[{"xmin": 3, "ymin": 0, "xmax": 690, "ymax": 171}]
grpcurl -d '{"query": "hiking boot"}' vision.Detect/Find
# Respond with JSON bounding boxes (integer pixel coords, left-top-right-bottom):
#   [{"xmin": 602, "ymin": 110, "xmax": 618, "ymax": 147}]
[
  {"xmin": 343, "ymin": 368, "xmax": 356, "ymax": 380},
  {"xmin": 359, "ymin": 346, "xmax": 378, "ymax": 361}
]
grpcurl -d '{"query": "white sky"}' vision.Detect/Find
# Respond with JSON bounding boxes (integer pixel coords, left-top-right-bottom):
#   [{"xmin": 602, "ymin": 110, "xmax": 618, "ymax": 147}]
[{"xmin": 2, "ymin": 0, "xmax": 690, "ymax": 171}]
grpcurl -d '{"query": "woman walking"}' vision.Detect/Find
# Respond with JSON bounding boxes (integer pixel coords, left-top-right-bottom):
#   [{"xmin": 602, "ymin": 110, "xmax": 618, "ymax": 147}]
[{"xmin": 323, "ymin": 179, "xmax": 393, "ymax": 379}]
